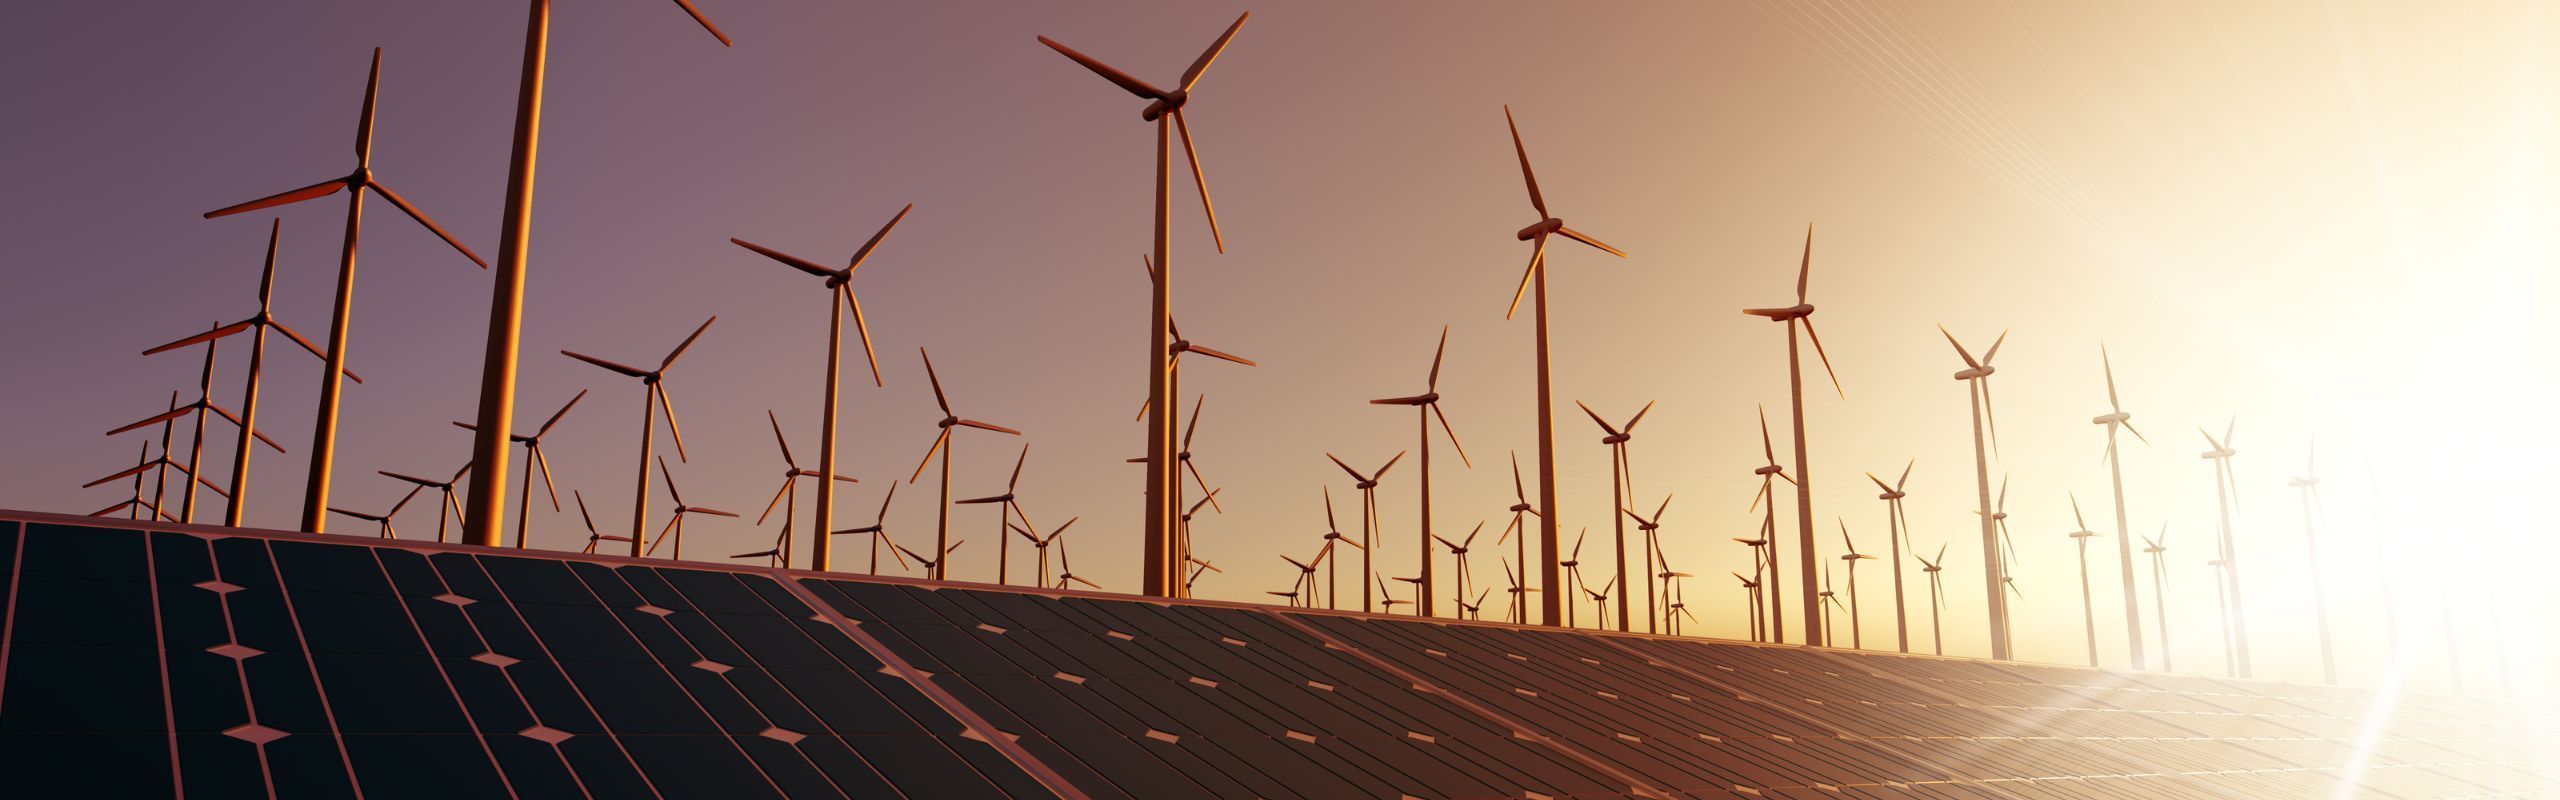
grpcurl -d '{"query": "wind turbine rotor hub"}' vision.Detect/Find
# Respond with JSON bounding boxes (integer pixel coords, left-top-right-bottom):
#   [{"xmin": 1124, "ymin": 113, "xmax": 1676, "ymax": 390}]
[
  {"xmin": 1140, "ymin": 89, "xmax": 1188, "ymax": 120},
  {"xmin": 1755, "ymin": 465, "xmax": 1784, "ymax": 476},
  {"xmin": 1602, "ymin": 434, "xmax": 1630, "ymax": 445},
  {"xmin": 2093, "ymin": 412, "xmax": 2130, "ymax": 424},
  {"xmin": 348, "ymin": 166, "xmax": 373, "ymax": 186}
]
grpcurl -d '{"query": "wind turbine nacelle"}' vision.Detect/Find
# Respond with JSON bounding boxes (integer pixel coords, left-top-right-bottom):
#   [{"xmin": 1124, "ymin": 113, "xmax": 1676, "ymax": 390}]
[
  {"xmin": 2199, "ymin": 449, "xmax": 2235, "ymax": 460},
  {"xmin": 2069, "ymin": 531, "xmax": 2098, "ymax": 538},
  {"xmin": 1743, "ymin": 303, "xmax": 1813, "ymax": 320},
  {"xmin": 1517, "ymin": 218, "xmax": 1564, "ymax": 240},
  {"xmin": 2288, "ymin": 477, "xmax": 2319, "ymax": 487},
  {"xmin": 1953, "ymin": 366, "xmax": 1993, "ymax": 380},
  {"xmin": 1754, "ymin": 465, "xmax": 1784, "ymax": 476},
  {"xmin": 1140, "ymin": 89, "xmax": 1188, "ymax": 121},
  {"xmin": 1876, "ymin": 491, "xmax": 1903, "ymax": 500},
  {"xmin": 2092, "ymin": 412, "xmax": 2130, "ymax": 424}
]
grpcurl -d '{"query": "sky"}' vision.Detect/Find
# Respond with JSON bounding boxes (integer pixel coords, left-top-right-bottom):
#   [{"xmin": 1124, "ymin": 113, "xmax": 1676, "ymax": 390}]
[{"xmin": 3, "ymin": 0, "xmax": 2553, "ymax": 710}]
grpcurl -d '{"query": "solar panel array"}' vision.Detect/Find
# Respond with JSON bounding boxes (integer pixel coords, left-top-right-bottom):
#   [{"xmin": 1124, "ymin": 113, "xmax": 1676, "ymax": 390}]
[{"xmin": 4, "ymin": 511, "xmax": 2553, "ymax": 799}]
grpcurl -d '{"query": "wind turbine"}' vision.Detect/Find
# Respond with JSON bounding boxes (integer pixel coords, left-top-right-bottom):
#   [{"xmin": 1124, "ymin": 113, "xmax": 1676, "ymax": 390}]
[
  {"xmin": 204, "ymin": 48, "xmax": 487, "ymax": 534},
  {"xmin": 1053, "ymin": 531, "xmax": 1100, "ymax": 592},
  {"xmin": 895, "ymin": 540, "xmax": 965, "ymax": 582},
  {"xmin": 1940, "ymin": 324, "xmax": 2012, "ymax": 660},
  {"xmin": 109, "ymin": 328, "xmax": 285, "ymax": 523},
  {"xmin": 1558, "ymin": 529, "xmax": 1589, "ymax": 628},
  {"xmin": 1282, "ymin": 549, "xmax": 1322, "ymax": 608},
  {"xmin": 1432, "ymin": 521, "xmax": 1486, "ymax": 617},
  {"xmin": 1865, "ymin": 460, "xmax": 1916, "ymax": 653},
  {"xmin": 1582, "ymin": 576, "xmax": 1616, "ymax": 630},
  {"xmin": 646, "ymin": 458, "xmax": 736, "ymax": 561},
  {"xmin": 1377, "ymin": 575, "xmax": 1414, "ymax": 616},
  {"xmin": 379, "ymin": 463, "xmax": 472, "ymax": 544},
  {"xmin": 1500, "ymin": 558, "xmax": 1538, "ymax": 624},
  {"xmin": 460, "ymin": 0, "xmax": 731, "ymax": 550},
  {"xmin": 1621, "ymin": 495, "xmax": 1672, "ymax": 633},
  {"xmin": 1748, "ymin": 406, "xmax": 1795, "ymax": 643},
  {"xmin": 1328, "ymin": 451, "xmax": 1404, "ymax": 613},
  {"xmin": 1732, "ymin": 571, "xmax": 1764, "ymax": 642},
  {"xmin": 906, "ymin": 348, "xmax": 1022, "ymax": 581},
  {"xmin": 1666, "ymin": 577, "xmax": 1697, "ymax": 637},
  {"xmin": 1316, "ymin": 488, "xmax": 1364, "ymax": 611},
  {"xmin": 731, "ymin": 204, "xmax": 907, "ymax": 571},
  {"xmin": 85, "ymin": 443, "xmax": 164, "ymax": 521},
  {"xmin": 330, "ymin": 483, "xmax": 421, "ymax": 540},
  {"xmin": 2290, "ymin": 444, "xmax": 2337, "ymax": 684},
  {"xmin": 142, "ymin": 220, "xmax": 338, "ymax": 526},
  {"xmin": 1579, "ymin": 399, "xmax": 1654, "ymax": 632},
  {"xmin": 2064, "ymin": 494, "xmax": 2103, "ymax": 667},
  {"xmin": 1182, "ymin": 556, "xmax": 1223, "ymax": 596},
  {"xmin": 90, "ymin": 392, "xmax": 190, "ymax": 523},
  {"xmin": 1837, "ymin": 520, "xmax": 1877, "ymax": 650},
  {"xmin": 1916, "ymin": 544, "xmax": 1949, "ymax": 656},
  {"xmin": 1819, "ymin": 564, "xmax": 1843, "ymax": 646},
  {"xmin": 1499, "ymin": 106, "xmax": 1628, "ymax": 626},
  {"xmin": 958, "ymin": 444, "xmax": 1033, "ymax": 585},
  {"xmin": 2140, "ymin": 526, "xmax": 2172, "ymax": 672},
  {"xmin": 832, "ymin": 484, "xmax": 908, "ymax": 576},
  {"xmin": 452, "ymin": 389, "xmax": 585, "ymax": 549},
  {"xmin": 2206, "ymin": 555, "xmax": 2236, "ymax": 676},
  {"xmin": 1493, "ymin": 452, "xmax": 1541, "ymax": 622},
  {"xmin": 1012, "ymin": 516, "xmax": 1076, "ymax": 589},
  {"xmin": 1037, "ymin": 13, "xmax": 1249, "ymax": 597},
  {"xmin": 2091, "ymin": 346, "xmax": 2150, "ymax": 669},
  {"xmin": 1373, "ymin": 326, "xmax": 1471, "ymax": 617},
  {"xmin": 564, "ymin": 316, "xmax": 714, "ymax": 558},
  {"xmin": 2199, "ymin": 419, "xmax": 2253, "ymax": 677},
  {"xmin": 744, "ymin": 409, "xmax": 856, "ymax": 569},
  {"xmin": 1744, "ymin": 226, "xmax": 1845, "ymax": 648}
]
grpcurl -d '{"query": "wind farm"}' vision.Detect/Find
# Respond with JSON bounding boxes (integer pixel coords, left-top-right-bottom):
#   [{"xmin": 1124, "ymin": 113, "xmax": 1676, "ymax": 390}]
[{"xmin": 4, "ymin": 3, "xmax": 2556, "ymax": 798}]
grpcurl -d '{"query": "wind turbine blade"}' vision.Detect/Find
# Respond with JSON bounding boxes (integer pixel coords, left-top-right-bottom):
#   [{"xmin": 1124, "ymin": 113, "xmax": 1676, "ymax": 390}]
[
  {"xmin": 1980, "ymin": 378, "xmax": 2001, "ymax": 458},
  {"xmin": 537, "ymin": 389, "xmax": 586, "ymax": 437},
  {"xmin": 1179, "ymin": 12, "xmax": 1251, "ymax": 92},
  {"xmin": 1510, "ymin": 451, "xmax": 1529, "ymax": 503},
  {"xmin": 768, "ymin": 409, "xmax": 798, "ymax": 469},
  {"xmin": 1555, "ymin": 226, "xmax": 1625, "ymax": 258},
  {"xmin": 956, "ymin": 419, "xmax": 1021, "ymax": 436},
  {"xmin": 204, "ymin": 178, "xmax": 352, "ymax": 219},
  {"xmin": 563, "ymin": 350, "xmax": 649, "ymax": 378},
  {"xmin": 1506, "ymin": 235, "xmax": 1546, "ymax": 321},
  {"xmin": 1982, "ymin": 329, "xmax": 2009, "ymax": 365},
  {"xmin": 659, "ymin": 456, "xmax": 685, "ymax": 507},
  {"xmin": 1431, "ymin": 403, "xmax": 1471, "ymax": 468},
  {"xmin": 1575, "ymin": 400, "xmax": 1620, "ymax": 437},
  {"xmin": 908, "ymin": 429, "xmax": 950, "ymax": 483},
  {"xmin": 1326, "ymin": 453, "xmax": 1365, "ymax": 482},
  {"xmin": 1186, "ymin": 461, "xmax": 1221, "ymax": 512},
  {"xmin": 365, "ymin": 180, "xmax": 488, "ymax": 268},
  {"xmin": 1867, "ymin": 471, "xmax": 1893, "ymax": 494},
  {"xmin": 1937, "ymin": 324, "xmax": 1980, "ymax": 369},
  {"xmin": 142, "ymin": 322, "xmax": 253, "ymax": 356},
  {"xmin": 1323, "ymin": 485, "xmax": 1339, "ymax": 531},
  {"xmin": 1758, "ymin": 405, "xmax": 1778, "ymax": 463},
  {"xmin": 758, "ymin": 478, "xmax": 790, "ymax": 525},
  {"xmin": 266, "ymin": 318, "xmax": 333, "ymax": 367},
  {"xmin": 1035, "ymin": 36, "xmax": 1167, "ymax": 100},
  {"xmin": 1185, "ymin": 343, "xmax": 1256, "ymax": 366},
  {"xmin": 668, "ymin": 0, "xmax": 734, "ymax": 47},
  {"xmin": 1173, "ymin": 110, "xmax": 1224, "ymax": 254},
  {"xmin": 1372, "ymin": 450, "xmax": 1405, "ymax": 480},
  {"xmin": 1796, "ymin": 224, "xmax": 1813, "ymax": 303},
  {"xmin": 659, "ymin": 316, "xmax": 718, "ymax": 372},
  {"xmin": 1800, "ymin": 317, "xmax": 1844, "ymax": 399},
  {"xmin": 842, "ymin": 286, "xmax": 884, "ymax": 387},
  {"xmin": 919, "ymin": 348, "xmax": 950, "ymax": 415},
  {"xmin": 2101, "ymin": 345, "xmax": 2122, "ymax": 411},
  {"xmin": 1007, "ymin": 443, "xmax": 1030, "ymax": 491},
  {"xmin": 1502, "ymin": 105, "xmax": 1547, "ymax": 217},
  {"xmin": 731, "ymin": 238, "xmax": 836, "ymax": 278},
  {"xmin": 1183, "ymin": 395, "xmax": 1205, "ymax": 450},
  {"xmin": 532, "ymin": 446, "xmax": 560, "ymax": 511},
  {"xmin": 656, "ymin": 383, "xmax": 691, "ymax": 462},
  {"xmin": 1897, "ymin": 458, "xmax": 1914, "ymax": 491},
  {"xmin": 576, "ymin": 491, "xmax": 600, "ymax": 535}
]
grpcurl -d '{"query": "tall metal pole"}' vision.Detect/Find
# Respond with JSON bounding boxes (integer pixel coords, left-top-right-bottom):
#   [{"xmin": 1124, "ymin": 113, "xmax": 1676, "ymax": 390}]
[
  {"xmin": 2150, "ymin": 550, "xmax": 2172, "ymax": 672},
  {"xmin": 514, "ymin": 449, "xmax": 536, "ymax": 548},
  {"xmin": 1787, "ymin": 319, "xmax": 1823, "ymax": 647},
  {"xmin": 1141, "ymin": 116, "xmax": 1175, "ymax": 597},
  {"xmin": 463, "ymin": 0, "xmax": 551, "ymax": 547},
  {"xmin": 1764, "ymin": 499, "xmax": 1786, "ymax": 643},
  {"xmin": 298, "ymin": 166, "xmax": 369, "ymax": 533},
  {"xmin": 936, "ymin": 441, "xmax": 953, "ymax": 580},
  {"xmin": 815, "ymin": 290, "xmax": 845, "ymax": 570},
  {"xmin": 2105, "ymin": 426, "xmax": 2146, "ymax": 669},
  {"xmin": 629, "ymin": 387, "xmax": 654, "ymax": 558},
  {"xmin": 182, "ymin": 338, "xmax": 220, "ymax": 525},
  {"xmin": 1970, "ymin": 380, "xmax": 2009, "ymax": 660},
  {"xmin": 1886, "ymin": 498, "xmax": 1907, "ymax": 652},
  {"xmin": 1609, "ymin": 444, "xmax": 1627, "ymax": 631},
  {"xmin": 1532, "ymin": 267, "xmax": 1562, "ymax": 626},
  {"xmin": 225, "ymin": 223, "xmax": 279, "ymax": 528},
  {"xmin": 2211, "ymin": 458, "xmax": 2252, "ymax": 677},
  {"xmin": 2077, "ymin": 539, "xmax": 2097, "ymax": 666},
  {"xmin": 1419, "ymin": 408, "xmax": 1434, "ymax": 617}
]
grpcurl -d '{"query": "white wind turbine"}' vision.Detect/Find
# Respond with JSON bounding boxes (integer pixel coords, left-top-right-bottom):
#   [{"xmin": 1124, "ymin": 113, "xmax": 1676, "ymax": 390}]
[
  {"xmin": 1939, "ymin": 325, "xmax": 2013, "ymax": 659},
  {"xmin": 2090, "ymin": 346, "xmax": 2150, "ymax": 669}
]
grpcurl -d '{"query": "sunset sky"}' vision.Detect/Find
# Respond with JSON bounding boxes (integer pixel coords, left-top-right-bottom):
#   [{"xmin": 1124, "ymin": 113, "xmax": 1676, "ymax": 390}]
[{"xmin": 3, "ymin": 1, "xmax": 2552, "ymax": 704}]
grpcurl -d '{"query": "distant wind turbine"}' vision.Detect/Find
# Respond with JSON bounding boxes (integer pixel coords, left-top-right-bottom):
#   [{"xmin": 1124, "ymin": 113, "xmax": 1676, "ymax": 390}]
[
  {"xmin": 1373, "ymin": 326, "xmax": 1471, "ymax": 617},
  {"xmin": 2289, "ymin": 443, "xmax": 2337, "ymax": 684},
  {"xmin": 1864, "ymin": 460, "xmax": 1916, "ymax": 653},
  {"xmin": 2064, "ymin": 494, "xmax": 2102, "ymax": 667},
  {"xmin": 2090, "ymin": 346, "xmax": 2150, "ymax": 669},
  {"xmin": 2199, "ymin": 419, "xmax": 2253, "ymax": 677},
  {"xmin": 1744, "ymin": 226, "xmax": 1845, "ymax": 647},
  {"xmin": 1939, "ymin": 324, "xmax": 2012, "ymax": 660}
]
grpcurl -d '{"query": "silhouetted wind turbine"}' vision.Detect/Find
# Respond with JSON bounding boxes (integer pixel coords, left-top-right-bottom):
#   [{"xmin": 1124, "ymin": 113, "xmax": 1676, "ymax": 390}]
[
  {"xmin": 907, "ymin": 349, "xmax": 1022, "ymax": 581},
  {"xmin": 1433, "ymin": 522, "xmax": 1486, "ymax": 616},
  {"xmin": 1733, "ymin": 571, "xmax": 1764, "ymax": 642},
  {"xmin": 730, "ymin": 204, "xmax": 907, "ymax": 570},
  {"xmin": 87, "ymin": 443, "xmax": 163, "ymax": 521},
  {"xmin": 1748, "ymin": 407, "xmax": 1795, "ymax": 643},
  {"xmin": 2064, "ymin": 494, "xmax": 2102, "ymax": 667},
  {"xmin": 1558, "ymin": 529, "xmax": 1589, "ymax": 628},
  {"xmin": 2199, "ymin": 419, "xmax": 2252, "ymax": 677},
  {"xmin": 1012, "ymin": 516, "xmax": 1075, "ymax": 589},
  {"xmin": 1837, "ymin": 519, "xmax": 1877, "ymax": 650},
  {"xmin": 573, "ymin": 491, "xmax": 632, "ymax": 555},
  {"xmin": 1038, "ymin": 13, "xmax": 1249, "ymax": 597},
  {"xmin": 1582, "ymin": 576, "xmax": 1616, "ymax": 630},
  {"xmin": 1499, "ymin": 106, "xmax": 1628, "ymax": 626},
  {"xmin": 1621, "ymin": 494, "xmax": 1672, "ymax": 633},
  {"xmin": 1329, "ymin": 451, "xmax": 1404, "ymax": 612},
  {"xmin": 1864, "ymin": 460, "xmax": 1916, "ymax": 653},
  {"xmin": 1916, "ymin": 543, "xmax": 1949, "ymax": 655},
  {"xmin": 330, "ymin": 484, "xmax": 420, "ymax": 540},
  {"xmin": 2091, "ymin": 346, "xmax": 2150, "ymax": 669},
  {"xmin": 1282, "ymin": 551, "xmax": 1321, "ymax": 608},
  {"xmin": 453, "ymin": 389, "xmax": 584, "ymax": 549},
  {"xmin": 1493, "ymin": 452, "xmax": 1542, "ymax": 621},
  {"xmin": 1579, "ymin": 399, "xmax": 1654, "ymax": 632},
  {"xmin": 1940, "ymin": 324, "xmax": 2012, "ymax": 659},
  {"xmin": 109, "ymin": 329, "xmax": 285, "ymax": 523},
  {"xmin": 831, "ymin": 484, "xmax": 908, "ymax": 576},
  {"xmin": 379, "ymin": 463, "xmax": 471, "ymax": 544},
  {"xmin": 1130, "ymin": 256, "xmax": 1258, "ymax": 422},
  {"xmin": 1744, "ymin": 226, "xmax": 1844, "ymax": 647},
  {"xmin": 647, "ymin": 458, "xmax": 735, "ymax": 561},
  {"xmin": 1053, "ymin": 531, "xmax": 1100, "ymax": 592},
  {"xmin": 1316, "ymin": 488, "xmax": 1364, "ymax": 611},
  {"xmin": 1501, "ymin": 557, "xmax": 1538, "ymax": 624},
  {"xmin": 1378, "ymin": 575, "xmax": 1414, "ymax": 616},
  {"xmin": 2290, "ymin": 443, "xmax": 2337, "ymax": 684},
  {"xmin": 895, "ymin": 540, "xmax": 964, "ymax": 581},
  {"xmin": 1819, "ymin": 564, "xmax": 1842, "ymax": 645},
  {"xmin": 205, "ymin": 48, "xmax": 487, "ymax": 534},
  {"xmin": 959, "ymin": 444, "xmax": 1033, "ymax": 585},
  {"xmin": 745, "ymin": 409, "xmax": 856, "ymax": 569},
  {"xmin": 564, "ymin": 316, "xmax": 713, "ymax": 557},
  {"xmin": 144, "ymin": 220, "xmax": 340, "ymax": 527},
  {"xmin": 87, "ymin": 393, "xmax": 203, "ymax": 522},
  {"xmin": 461, "ymin": 0, "xmax": 730, "ymax": 551},
  {"xmin": 1374, "ymin": 326, "xmax": 1471, "ymax": 617},
  {"xmin": 2140, "ymin": 526, "xmax": 2171, "ymax": 672}
]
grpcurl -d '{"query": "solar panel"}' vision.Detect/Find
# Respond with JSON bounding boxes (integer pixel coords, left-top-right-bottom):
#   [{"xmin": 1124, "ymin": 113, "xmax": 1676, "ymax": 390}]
[{"xmin": 3, "ymin": 510, "xmax": 2555, "ymax": 799}]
